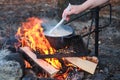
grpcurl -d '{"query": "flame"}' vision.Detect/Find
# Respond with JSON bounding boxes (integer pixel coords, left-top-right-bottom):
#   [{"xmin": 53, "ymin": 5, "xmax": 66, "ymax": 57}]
[
  {"xmin": 16, "ymin": 17, "xmax": 61, "ymax": 69},
  {"xmin": 24, "ymin": 60, "xmax": 32, "ymax": 68}
]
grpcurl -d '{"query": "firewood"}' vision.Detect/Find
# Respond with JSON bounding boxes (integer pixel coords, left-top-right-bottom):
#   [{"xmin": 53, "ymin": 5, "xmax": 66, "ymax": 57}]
[
  {"xmin": 20, "ymin": 47, "xmax": 59, "ymax": 77},
  {"xmin": 65, "ymin": 57, "xmax": 98, "ymax": 74}
]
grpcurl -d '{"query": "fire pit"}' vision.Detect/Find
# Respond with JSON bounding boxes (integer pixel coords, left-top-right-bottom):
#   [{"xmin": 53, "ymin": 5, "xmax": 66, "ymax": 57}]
[{"xmin": 14, "ymin": 16, "xmax": 97, "ymax": 79}]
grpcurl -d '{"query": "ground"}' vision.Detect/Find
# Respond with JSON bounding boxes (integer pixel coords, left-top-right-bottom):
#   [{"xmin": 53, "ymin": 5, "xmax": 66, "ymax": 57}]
[{"xmin": 0, "ymin": 1, "xmax": 120, "ymax": 80}]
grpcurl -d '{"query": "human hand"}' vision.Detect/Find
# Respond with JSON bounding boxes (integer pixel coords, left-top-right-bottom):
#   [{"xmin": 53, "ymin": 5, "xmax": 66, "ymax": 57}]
[{"xmin": 62, "ymin": 5, "xmax": 81, "ymax": 21}]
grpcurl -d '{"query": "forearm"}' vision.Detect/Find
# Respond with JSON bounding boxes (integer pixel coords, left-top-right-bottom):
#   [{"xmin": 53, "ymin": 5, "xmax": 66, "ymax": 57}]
[
  {"xmin": 62, "ymin": 0, "xmax": 109, "ymax": 20},
  {"xmin": 78, "ymin": 0, "xmax": 109, "ymax": 13}
]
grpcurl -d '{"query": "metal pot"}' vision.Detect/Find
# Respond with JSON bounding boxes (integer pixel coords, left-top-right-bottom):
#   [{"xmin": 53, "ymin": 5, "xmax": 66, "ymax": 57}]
[{"xmin": 42, "ymin": 24, "xmax": 74, "ymax": 49}]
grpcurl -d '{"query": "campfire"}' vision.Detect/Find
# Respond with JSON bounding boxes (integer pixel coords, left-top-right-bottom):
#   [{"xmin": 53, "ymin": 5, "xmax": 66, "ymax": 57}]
[
  {"xmin": 15, "ymin": 17, "xmax": 98, "ymax": 79},
  {"xmin": 16, "ymin": 17, "xmax": 61, "ymax": 70}
]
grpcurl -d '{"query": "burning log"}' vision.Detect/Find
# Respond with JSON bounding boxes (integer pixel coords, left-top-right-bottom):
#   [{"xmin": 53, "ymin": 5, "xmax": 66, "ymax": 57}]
[
  {"xmin": 20, "ymin": 47, "xmax": 59, "ymax": 77},
  {"xmin": 20, "ymin": 46, "xmax": 98, "ymax": 76},
  {"xmin": 65, "ymin": 57, "xmax": 98, "ymax": 74}
]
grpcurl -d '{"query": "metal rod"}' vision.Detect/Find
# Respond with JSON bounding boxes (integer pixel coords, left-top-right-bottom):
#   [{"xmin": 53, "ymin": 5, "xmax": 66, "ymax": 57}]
[
  {"xmin": 64, "ymin": 10, "xmax": 91, "ymax": 24},
  {"xmin": 99, "ymin": 3, "xmax": 112, "ymax": 29},
  {"xmin": 94, "ymin": 7, "xmax": 100, "ymax": 57},
  {"xmin": 86, "ymin": 12, "xmax": 94, "ymax": 48},
  {"xmin": 82, "ymin": 30, "xmax": 95, "ymax": 37},
  {"xmin": 109, "ymin": 4, "xmax": 112, "ymax": 24}
]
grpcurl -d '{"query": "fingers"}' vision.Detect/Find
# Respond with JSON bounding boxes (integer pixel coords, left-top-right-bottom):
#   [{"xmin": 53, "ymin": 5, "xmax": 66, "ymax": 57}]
[
  {"xmin": 62, "ymin": 10, "xmax": 66, "ymax": 19},
  {"xmin": 62, "ymin": 8, "xmax": 72, "ymax": 21},
  {"xmin": 66, "ymin": 16, "xmax": 70, "ymax": 21}
]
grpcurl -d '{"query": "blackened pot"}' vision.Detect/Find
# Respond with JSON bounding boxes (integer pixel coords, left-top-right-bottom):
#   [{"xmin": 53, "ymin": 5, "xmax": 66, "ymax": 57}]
[{"xmin": 42, "ymin": 24, "xmax": 74, "ymax": 50}]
